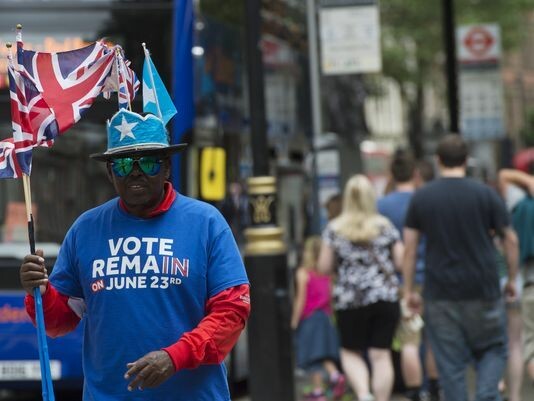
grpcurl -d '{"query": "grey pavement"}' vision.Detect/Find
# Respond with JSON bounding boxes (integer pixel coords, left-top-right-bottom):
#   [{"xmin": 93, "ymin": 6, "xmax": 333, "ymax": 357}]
[
  {"xmin": 236, "ymin": 391, "xmax": 414, "ymax": 401},
  {"xmin": 235, "ymin": 367, "xmax": 534, "ymax": 401},
  {"xmin": 235, "ymin": 393, "xmax": 407, "ymax": 401},
  {"xmin": 234, "ymin": 370, "xmax": 408, "ymax": 401}
]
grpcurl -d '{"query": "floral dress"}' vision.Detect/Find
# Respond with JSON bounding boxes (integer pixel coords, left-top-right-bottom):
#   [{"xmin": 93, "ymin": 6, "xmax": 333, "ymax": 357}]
[{"xmin": 322, "ymin": 224, "xmax": 400, "ymax": 311}]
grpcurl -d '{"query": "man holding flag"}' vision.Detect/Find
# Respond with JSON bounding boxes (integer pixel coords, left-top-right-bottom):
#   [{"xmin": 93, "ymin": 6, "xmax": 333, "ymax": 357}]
[{"xmin": 19, "ymin": 47, "xmax": 250, "ymax": 401}]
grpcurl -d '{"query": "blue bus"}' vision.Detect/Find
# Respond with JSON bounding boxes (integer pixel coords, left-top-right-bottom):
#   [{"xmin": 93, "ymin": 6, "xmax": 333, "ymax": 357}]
[{"xmin": 0, "ymin": 243, "xmax": 84, "ymax": 391}]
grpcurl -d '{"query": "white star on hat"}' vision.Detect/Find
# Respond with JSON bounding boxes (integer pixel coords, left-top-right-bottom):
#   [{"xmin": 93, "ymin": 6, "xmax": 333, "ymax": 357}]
[{"xmin": 115, "ymin": 116, "xmax": 138, "ymax": 141}]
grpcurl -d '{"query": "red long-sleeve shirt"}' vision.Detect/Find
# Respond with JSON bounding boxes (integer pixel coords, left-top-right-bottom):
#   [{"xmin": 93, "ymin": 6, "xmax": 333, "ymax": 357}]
[{"xmin": 25, "ymin": 283, "xmax": 250, "ymax": 371}]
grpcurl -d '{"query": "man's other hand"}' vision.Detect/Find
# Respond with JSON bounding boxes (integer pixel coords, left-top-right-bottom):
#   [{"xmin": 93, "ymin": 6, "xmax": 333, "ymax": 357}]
[{"xmin": 125, "ymin": 350, "xmax": 175, "ymax": 391}]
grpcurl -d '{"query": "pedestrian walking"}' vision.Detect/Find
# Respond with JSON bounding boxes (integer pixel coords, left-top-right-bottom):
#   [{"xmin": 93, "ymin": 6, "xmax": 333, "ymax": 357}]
[
  {"xmin": 220, "ymin": 181, "xmax": 249, "ymax": 246},
  {"xmin": 414, "ymin": 159, "xmax": 435, "ymax": 188},
  {"xmin": 324, "ymin": 193, "xmax": 342, "ymax": 222},
  {"xmin": 20, "ymin": 109, "xmax": 251, "ymax": 401},
  {"xmin": 319, "ymin": 174, "xmax": 403, "ymax": 401},
  {"xmin": 292, "ymin": 236, "xmax": 346, "ymax": 401},
  {"xmin": 402, "ymin": 134, "xmax": 519, "ymax": 401},
  {"xmin": 377, "ymin": 149, "xmax": 440, "ymax": 401},
  {"xmin": 498, "ymin": 168, "xmax": 534, "ymax": 394}
]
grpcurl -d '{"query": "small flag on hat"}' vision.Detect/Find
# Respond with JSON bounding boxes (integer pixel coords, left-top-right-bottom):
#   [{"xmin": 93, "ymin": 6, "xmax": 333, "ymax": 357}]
[{"xmin": 142, "ymin": 43, "xmax": 177, "ymax": 125}]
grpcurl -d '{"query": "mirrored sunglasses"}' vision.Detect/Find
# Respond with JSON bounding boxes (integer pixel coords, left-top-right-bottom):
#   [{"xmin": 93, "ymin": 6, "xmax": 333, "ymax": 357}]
[{"xmin": 110, "ymin": 156, "xmax": 163, "ymax": 177}]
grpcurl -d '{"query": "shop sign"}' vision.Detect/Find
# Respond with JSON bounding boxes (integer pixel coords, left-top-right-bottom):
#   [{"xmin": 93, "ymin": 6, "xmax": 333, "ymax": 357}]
[{"xmin": 319, "ymin": 0, "xmax": 382, "ymax": 75}]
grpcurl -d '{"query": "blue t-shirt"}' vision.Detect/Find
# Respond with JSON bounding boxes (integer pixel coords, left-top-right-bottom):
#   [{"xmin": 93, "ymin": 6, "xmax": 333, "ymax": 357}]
[
  {"xmin": 50, "ymin": 194, "xmax": 249, "ymax": 401},
  {"xmin": 377, "ymin": 190, "xmax": 426, "ymax": 284}
]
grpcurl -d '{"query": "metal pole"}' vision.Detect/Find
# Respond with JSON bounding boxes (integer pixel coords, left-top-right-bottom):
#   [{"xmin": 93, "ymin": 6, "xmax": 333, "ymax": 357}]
[
  {"xmin": 243, "ymin": 1, "xmax": 295, "ymax": 401},
  {"xmin": 307, "ymin": 0, "xmax": 323, "ymax": 139},
  {"xmin": 442, "ymin": 0, "xmax": 459, "ymax": 134},
  {"xmin": 306, "ymin": 0, "xmax": 322, "ymax": 234},
  {"xmin": 244, "ymin": 0, "xmax": 269, "ymax": 176}
]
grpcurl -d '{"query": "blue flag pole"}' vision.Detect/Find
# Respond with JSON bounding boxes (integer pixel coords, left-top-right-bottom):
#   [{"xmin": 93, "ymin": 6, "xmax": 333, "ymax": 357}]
[
  {"xmin": 14, "ymin": 25, "xmax": 55, "ymax": 401},
  {"xmin": 171, "ymin": 0, "xmax": 194, "ymax": 192},
  {"xmin": 22, "ymin": 174, "xmax": 55, "ymax": 401}
]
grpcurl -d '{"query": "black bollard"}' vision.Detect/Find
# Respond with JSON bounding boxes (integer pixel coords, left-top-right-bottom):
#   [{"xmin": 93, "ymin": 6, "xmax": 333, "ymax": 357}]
[{"xmin": 245, "ymin": 176, "xmax": 295, "ymax": 401}]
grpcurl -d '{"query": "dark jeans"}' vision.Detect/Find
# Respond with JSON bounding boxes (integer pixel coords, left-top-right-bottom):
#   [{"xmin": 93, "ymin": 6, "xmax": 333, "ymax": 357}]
[{"xmin": 424, "ymin": 299, "xmax": 507, "ymax": 401}]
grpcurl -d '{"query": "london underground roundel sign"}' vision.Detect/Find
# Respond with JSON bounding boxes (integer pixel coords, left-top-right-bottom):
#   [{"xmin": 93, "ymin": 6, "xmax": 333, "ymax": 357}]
[
  {"xmin": 464, "ymin": 26, "xmax": 494, "ymax": 57},
  {"xmin": 457, "ymin": 24, "xmax": 501, "ymax": 64}
]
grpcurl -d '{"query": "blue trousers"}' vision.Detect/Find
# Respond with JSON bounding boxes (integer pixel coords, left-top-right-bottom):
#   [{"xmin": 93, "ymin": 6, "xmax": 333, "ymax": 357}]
[{"xmin": 424, "ymin": 299, "xmax": 507, "ymax": 401}]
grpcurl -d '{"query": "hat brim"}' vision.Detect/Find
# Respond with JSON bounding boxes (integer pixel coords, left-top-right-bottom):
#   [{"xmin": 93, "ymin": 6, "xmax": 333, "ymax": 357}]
[{"xmin": 90, "ymin": 143, "xmax": 188, "ymax": 161}]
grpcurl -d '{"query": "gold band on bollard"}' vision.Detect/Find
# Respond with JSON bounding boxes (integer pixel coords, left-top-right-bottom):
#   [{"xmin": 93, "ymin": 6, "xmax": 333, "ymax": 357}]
[
  {"xmin": 247, "ymin": 176, "xmax": 276, "ymax": 195},
  {"xmin": 244, "ymin": 226, "xmax": 286, "ymax": 255},
  {"xmin": 245, "ymin": 176, "xmax": 285, "ymax": 255}
]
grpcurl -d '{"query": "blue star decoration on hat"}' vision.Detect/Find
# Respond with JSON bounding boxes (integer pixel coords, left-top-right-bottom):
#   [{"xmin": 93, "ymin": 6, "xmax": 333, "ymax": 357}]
[
  {"xmin": 89, "ymin": 109, "xmax": 187, "ymax": 161},
  {"xmin": 104, "ymin": 109, "xmax": 169, "ymax": 155},
  {"xmin": 116, "ymin": 115, "xmax": 138, "ymax": 141}
]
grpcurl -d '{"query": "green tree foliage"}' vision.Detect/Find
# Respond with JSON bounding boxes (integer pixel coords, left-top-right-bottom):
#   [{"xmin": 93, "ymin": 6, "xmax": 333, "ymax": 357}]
[
  {"xmin": 456, "ymin": 0, "xmax": 533, "ymax": 49},
  {"xmin": 380, "ymin": 0, "xmax": 534, "ymax": 154},
  {"xmin": 201, "ymin": 0, "xmax": 243, "ymax": 26},
  {"xmin": 520, "ymin": 108, "xmax": 534, "ymax": 146}
]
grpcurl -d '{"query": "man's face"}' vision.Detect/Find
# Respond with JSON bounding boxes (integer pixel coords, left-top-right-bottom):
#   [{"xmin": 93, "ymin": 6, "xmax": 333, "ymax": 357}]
[{"xmin": 106, "ymin": 155, "xmax": 170, "ymax": 215}]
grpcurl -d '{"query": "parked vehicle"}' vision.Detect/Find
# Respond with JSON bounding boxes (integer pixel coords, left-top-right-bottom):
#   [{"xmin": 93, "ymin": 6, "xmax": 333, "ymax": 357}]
[{"xmin": 0, "ymin": 243, "xmax": 84, "ymax": 390}]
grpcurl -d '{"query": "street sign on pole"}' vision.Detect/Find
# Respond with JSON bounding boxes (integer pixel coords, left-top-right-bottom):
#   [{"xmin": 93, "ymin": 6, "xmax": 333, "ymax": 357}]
[
  {"xmin": 457, "ymin": 24, "xmax": 501, "ymax": 65},
  {"xmin": 457, "ymin": 23, "xmax": 505, "ymax": 141},
  {"xmin": 459, "ymin": 70, "xmax": 505, "ymax": 141},
  {"xmin": 319, "ymin": 0, "xmax": 381, "ymax": 75}
]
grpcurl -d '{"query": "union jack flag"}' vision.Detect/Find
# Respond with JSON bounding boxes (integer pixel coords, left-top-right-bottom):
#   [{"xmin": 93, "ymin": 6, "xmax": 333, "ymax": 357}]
[
  {"xmin": 17, "ymin": 38, "xmax": 116, "ymax": 133},
  {"xmin": 9, "ymin": 62, "xmax": 58, "ymax": 149},
  {"xmin": 118, "ymin": 54, "xmax": 140, "ymax": 109},
  {"xmin": 0, "ymin": 138, "xmax": 31, "ymax": 179},
  {"xmin": 102, "ymin": 48, "xmax": 140, "ymax": 109},
  {"xmin": 0, "ymin": 53, "xmax": 56, "ymax": 178},
  {"xmin": 2, "ymin": 33, "xmax": 136, "ymax": 179}
]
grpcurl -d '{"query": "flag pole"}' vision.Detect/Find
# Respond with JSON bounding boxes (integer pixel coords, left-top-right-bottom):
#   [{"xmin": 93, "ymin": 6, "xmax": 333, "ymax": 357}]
[
  {"xmin": 115, "ymin": 47, "xmax": 132, "ymax": 111},
  {"xmin": 15, "ymin": 24, "xmax": 22, "ymax": 69},
  {"xmin": 141, "ymin": 42, "xmax": 162, "ymax": 119},
  {"xmin": 22, "ymin": 174, "xmax": 55, "ymax": 401},
  {"xmin": 13, "ymin": 27, "xmax": 55, "ymax": 401}
]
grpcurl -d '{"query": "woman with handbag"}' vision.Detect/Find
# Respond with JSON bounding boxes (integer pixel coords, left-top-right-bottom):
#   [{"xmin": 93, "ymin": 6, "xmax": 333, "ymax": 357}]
[{"xmin": 318, "ymin": 174, "xmax": 403, "ymax": 401}]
